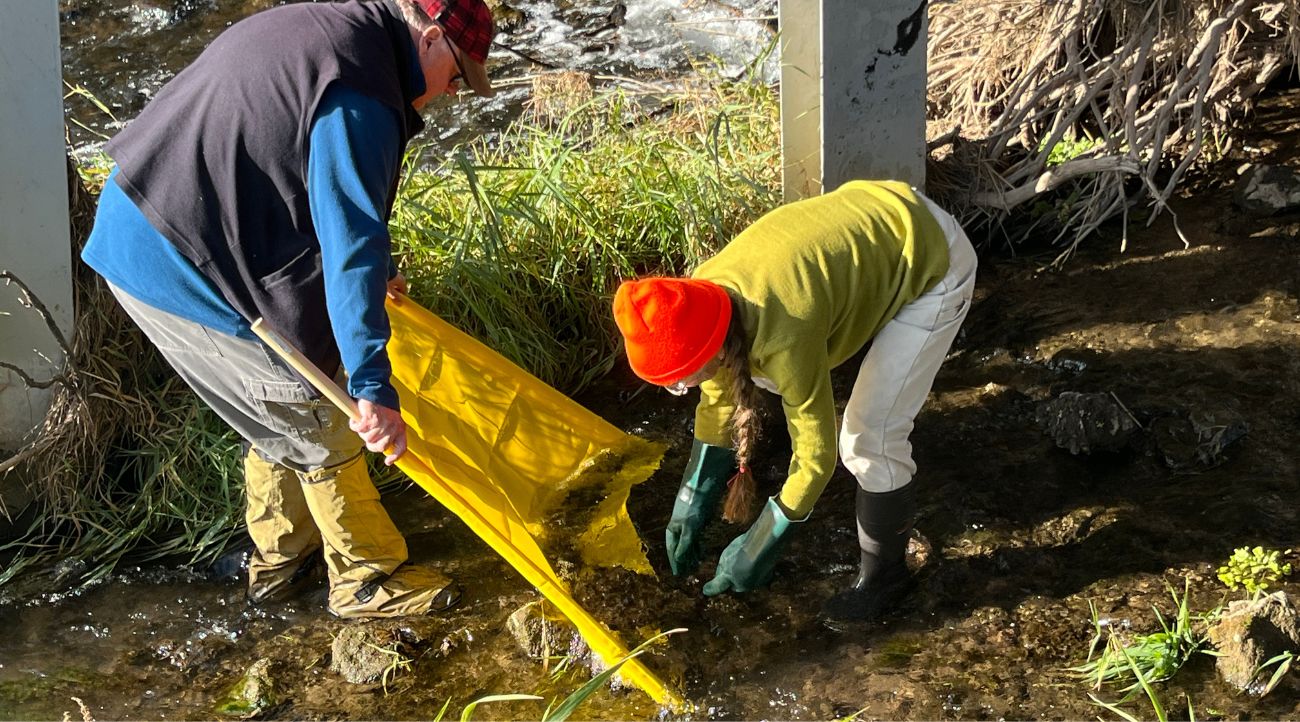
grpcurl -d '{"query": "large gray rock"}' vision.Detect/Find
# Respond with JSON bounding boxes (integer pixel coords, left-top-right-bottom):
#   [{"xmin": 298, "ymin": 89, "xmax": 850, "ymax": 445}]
[
  {"xmin": 1208, "ymin": 592, "xmax": 1300, "ymax": 695},
  {"xmin": 507, "ymin": 601, "xmax": 610, "ymax": 680},
  {"xmin": 1235, "ymin": 164, "xmax": 1300, "ymax": 216},
  {"xmin": 330, "ymin": 623, "xmax": 412, "ymax": 685},
  {"xmin": 1035, "ymin": 392, "xmax": 1139, "ymax": 454}
]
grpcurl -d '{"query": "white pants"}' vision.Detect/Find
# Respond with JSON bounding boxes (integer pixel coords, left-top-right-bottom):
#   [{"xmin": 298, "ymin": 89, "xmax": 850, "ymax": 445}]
[{"xmin": 838, "ymin": 195, "xmax": 977, "ymax": 492}]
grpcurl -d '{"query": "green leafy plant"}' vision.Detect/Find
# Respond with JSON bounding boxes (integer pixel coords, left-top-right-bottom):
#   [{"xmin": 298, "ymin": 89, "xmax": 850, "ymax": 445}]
[
  {"xmin": 1217, "ymin": 547, "xmax": 1292, "ymax": 597},
  {"xmin": 1041, "ymin": 131, "xmax": 1104, "ymax": 167},
  {"xmin": 1087, "ymin": 642, "xmax": 1171, "ymax": 722},
  {"xmin": 1073, "ymin": 579, "xmax": 1210, "ymax": 696}
]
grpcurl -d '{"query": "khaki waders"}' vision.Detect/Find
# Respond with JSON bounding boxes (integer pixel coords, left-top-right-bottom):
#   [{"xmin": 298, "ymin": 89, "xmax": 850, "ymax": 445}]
[{"xmin": 112, "ymin": 284, "xmax": 459, "ymax": 618}]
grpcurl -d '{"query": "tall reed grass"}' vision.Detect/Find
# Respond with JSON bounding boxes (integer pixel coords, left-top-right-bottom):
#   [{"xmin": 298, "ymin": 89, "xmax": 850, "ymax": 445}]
[{"xmin": 390, "ymin": 70, "xmax": 780, "ymax": 392}]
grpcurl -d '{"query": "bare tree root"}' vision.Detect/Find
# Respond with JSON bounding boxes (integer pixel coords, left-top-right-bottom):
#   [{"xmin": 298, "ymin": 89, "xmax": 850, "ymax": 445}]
[{"xmin": 926, "ymin": 0, "xmax": 1298, "ymax": 264}]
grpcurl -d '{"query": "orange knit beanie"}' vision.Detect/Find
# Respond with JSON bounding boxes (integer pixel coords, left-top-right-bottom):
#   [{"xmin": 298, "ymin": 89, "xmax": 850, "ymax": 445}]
[{"xmin": 613, "ymin": 278, "xmax": 732, "ymax": 385}]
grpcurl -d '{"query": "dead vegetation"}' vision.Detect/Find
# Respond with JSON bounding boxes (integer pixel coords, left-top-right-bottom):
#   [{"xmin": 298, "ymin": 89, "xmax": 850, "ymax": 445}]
[
  {"xmin": 0, "ymin": 158, "xmax": 151, "ymax": 509},
  {"xmin": 926, "ymin": 0, "xmax": 1299, "ymax": 262}
]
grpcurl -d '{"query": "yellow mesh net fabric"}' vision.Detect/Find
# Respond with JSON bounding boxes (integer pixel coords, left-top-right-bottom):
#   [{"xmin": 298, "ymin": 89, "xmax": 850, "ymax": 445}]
[{"xmin": 384, "ymin": 297, "xmax": 681, "ymax": 708}]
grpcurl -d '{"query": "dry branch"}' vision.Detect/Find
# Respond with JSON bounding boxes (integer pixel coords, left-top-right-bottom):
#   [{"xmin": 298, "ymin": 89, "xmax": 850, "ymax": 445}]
[
  {"xmin": 973, "ymin": 155, "xmax": 1142, "ymax": 210},
  {"xmin": 926, "ymin": 0, "xmax": 1299, "ymax": 263}
]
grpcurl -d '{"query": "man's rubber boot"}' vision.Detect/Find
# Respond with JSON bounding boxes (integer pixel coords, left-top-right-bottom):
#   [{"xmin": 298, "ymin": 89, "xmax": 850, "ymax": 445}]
[
  {"xmin": 822, "ymin": 484, "xmax": 916, "ymax": 623},
  {"xmin": 327, "ymin": 563, "xmax": 463, "ymax": 619},
  {"xmin": 248, "ymin": 555, "xmax": 325, "ymax": 606},
  {"xmin": 244, "ymin": 446, "xmax": 324, "ymax": 605},
  {"xmin": 298, "ymin": 455, "xmax": 461, "ymax": 618}
]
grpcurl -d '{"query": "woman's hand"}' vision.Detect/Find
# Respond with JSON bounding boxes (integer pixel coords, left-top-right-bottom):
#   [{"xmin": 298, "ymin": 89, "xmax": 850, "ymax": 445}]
[
  {"xmin": 350, "ymin": 398, "xmax": 407, "ymax": 465},
  {"xmin": 702, "ymin": 497, "xmax": 802, "ymax": 596}
]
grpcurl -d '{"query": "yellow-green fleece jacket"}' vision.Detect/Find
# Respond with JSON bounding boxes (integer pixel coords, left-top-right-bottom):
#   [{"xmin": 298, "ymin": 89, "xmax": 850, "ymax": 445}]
[{"xmin": 692, "ymin": 180, "xmax": 950, "ymax": 518}]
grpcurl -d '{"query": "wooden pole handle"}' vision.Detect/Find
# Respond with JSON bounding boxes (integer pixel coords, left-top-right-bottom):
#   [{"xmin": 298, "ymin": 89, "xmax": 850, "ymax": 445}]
[{"xmin": 250, "ymin": 318, "xmax": 360, "ymax": 422}]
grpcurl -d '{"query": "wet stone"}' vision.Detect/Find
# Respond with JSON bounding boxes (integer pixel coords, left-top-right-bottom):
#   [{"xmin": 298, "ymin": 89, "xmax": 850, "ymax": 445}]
[
  {"xmin": 1208, "ymin": 592, "xmax": 1300, "ymax": 695},
  {"xmin": 1031, "ymin": 508, "xmax": 1099, "ymax": 547},
  {"xmin": 153, "ymin": 634, "xmax": 233, "ymax": 671},
  {"xmin": 491, "ymin": 3, "xmax": 527, "ymax": 35},
  {"xmin": 207, "ymin": 540, "xmax": 252, "ymax": 581},
  {"xmin": 1234, "ymin": 164, "xmax": 1300, "ymax": 216},
  {"xmin": 1150, "ymin": 412, "xmax": 1248, "ymax": 472},
  {"xmin": 506, "ymin": 601, "xmax": 599, "ymax": 675},
  {"xmin": 329, "ymin": 623, "xmax": 416, "ymax": 685},
  {"xmin": 215, "ymin": 658, "xmax": 279, "ymax": 718},
  {"xmin": 905, "ymin": 530, "xmax": 932, "ymax": 570},
  {"xmin": 1035, "ymin": 392, "xmax": 1139, "ymax": 454}
]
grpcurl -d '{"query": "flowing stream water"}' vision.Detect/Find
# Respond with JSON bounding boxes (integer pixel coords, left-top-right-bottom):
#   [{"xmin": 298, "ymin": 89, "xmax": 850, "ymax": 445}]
[{"xmin": 59, "ymin": 0, "xmax": 778, "ymax": 155}]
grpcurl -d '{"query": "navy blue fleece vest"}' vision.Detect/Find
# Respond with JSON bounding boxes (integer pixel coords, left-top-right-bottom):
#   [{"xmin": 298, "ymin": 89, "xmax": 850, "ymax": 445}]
[{"xmin": 106, "ymin": 0, "xmax": 424, "ymax": 380}]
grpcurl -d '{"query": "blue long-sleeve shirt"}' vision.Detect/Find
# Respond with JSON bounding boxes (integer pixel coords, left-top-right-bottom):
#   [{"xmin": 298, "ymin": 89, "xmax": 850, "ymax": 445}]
[{"xmin": 82, "ymin": 84, "xmax": 408, "ymax": 410}]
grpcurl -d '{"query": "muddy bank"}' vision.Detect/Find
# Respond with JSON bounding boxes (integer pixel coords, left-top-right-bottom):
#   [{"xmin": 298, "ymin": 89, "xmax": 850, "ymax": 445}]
[{"xmin": 5, "ymin": 94, "xmax": 1300, "ymax": 722}]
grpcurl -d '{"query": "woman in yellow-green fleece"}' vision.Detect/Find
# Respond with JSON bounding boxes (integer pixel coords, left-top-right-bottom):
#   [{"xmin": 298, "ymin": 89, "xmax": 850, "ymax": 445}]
[{"xmin": 612, "ymin": 180, "xmax": 977, "ymax": 621}]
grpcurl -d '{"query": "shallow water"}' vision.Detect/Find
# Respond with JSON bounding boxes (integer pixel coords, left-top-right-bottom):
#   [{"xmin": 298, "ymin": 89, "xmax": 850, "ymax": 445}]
[{"xmin": 12, "ymin": 2, "xmax": 1300, "ymax": 719}]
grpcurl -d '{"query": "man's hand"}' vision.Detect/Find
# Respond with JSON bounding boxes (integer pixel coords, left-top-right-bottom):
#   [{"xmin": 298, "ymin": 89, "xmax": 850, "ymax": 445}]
[
  {"xmin": 386, "ymin": 272, "xmax": 407, "ymax": 300},
  {"xmin": 350, "ymin": 398, "xmax": 407, "ymax": 465}
]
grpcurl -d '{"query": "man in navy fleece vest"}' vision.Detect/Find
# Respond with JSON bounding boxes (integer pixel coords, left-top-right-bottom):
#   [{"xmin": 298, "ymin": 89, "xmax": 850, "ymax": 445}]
[{"xmin": 82, "ymin": 0, "xmax": 495, "ymax": 618}]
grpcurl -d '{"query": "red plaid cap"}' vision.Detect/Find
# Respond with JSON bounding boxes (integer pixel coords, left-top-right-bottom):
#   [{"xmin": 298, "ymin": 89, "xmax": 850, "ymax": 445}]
[{"xmin": 415, "ymin": 0, "xmax": 495, "ymax": 64}]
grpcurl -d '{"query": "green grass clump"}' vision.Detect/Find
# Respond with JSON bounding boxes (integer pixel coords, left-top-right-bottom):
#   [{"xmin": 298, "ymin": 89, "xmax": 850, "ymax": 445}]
[
  {"xmin": 1, "ymin": 377, "xmax": 407, "ymax": 592},
  {"xmin": 1074, "ymin": 579, "xmax": 1210, "ymax": 695},
  {"xmin": 1, "ymin": 383, "xmax": 243, "ymax": 590},
  {"xmin": 390, "ymin": 70, "xmax": 780, "ymax": 392}
]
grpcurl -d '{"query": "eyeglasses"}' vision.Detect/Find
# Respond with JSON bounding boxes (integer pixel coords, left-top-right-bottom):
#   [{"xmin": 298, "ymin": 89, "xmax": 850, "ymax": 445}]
[
  {"xmin": 443, "ymin": 35, "xmax": 467, "ymax": 86},
  {"xmin": 664, "ymin": 381, "xmax": 689, "ymax": 396}
]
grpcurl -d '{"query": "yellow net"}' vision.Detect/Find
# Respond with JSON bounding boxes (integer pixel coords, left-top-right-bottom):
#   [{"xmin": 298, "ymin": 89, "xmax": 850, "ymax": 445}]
[{"xmin": 384, "ymin": 297, "xmax": 682, "ymax": 709}]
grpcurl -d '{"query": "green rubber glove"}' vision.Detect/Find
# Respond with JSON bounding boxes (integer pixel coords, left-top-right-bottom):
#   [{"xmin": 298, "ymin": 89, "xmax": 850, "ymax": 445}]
[
  {"xmin": 702, "ymin": 496, "xmax": 802, "ymax": 596},
  {"xmin": 664, "ymin": 439, "xmax": 735, "ymax": 576}
]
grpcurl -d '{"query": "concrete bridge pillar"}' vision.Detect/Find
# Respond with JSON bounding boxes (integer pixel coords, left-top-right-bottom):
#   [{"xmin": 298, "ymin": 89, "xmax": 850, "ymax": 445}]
[
  {"xmin": 779, "ymin": 0, "xmax": 928, "ymax": 201},
  {"xmin": 1, "ymin": 0, "xmax": 73, "ymax": 514}
]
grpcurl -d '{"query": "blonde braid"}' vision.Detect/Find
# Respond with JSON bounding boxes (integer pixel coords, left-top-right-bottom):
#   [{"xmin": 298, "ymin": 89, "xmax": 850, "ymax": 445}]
[{"xmin": 720, "ymin": 296, "xmax": 765, "ymax": 524}]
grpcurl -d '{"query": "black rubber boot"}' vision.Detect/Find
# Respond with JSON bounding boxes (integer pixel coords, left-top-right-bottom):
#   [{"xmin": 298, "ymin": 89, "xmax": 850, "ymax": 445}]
[{"xmin": 822, "ymin": 484, "xmax": 916, "ymax": 623}]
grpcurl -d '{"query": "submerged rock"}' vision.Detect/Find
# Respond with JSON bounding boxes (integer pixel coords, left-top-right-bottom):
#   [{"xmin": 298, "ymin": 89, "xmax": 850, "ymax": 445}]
[
  {"xmin": 206, "ymin": 538, "xmax": 253, "ymax": 581},
  {"xmin": 1035, "ymin": 392, "xmax": 1139, "ymax": 454},
  {"xmin": 1208, "ymin": 592, "xmax": 1300, "ymax": 695},
  {"xmin": 215, "ymin": 658, "xmax": 279, "ymax": 718},
  {"xmin": 507, "ymin": 600, "xmax": 602, "ymax": 677},
  {"xmin": 330, "ymin": 623, "xmax": 413, "ymax": 685},
  {"xmin": 1234, "ymin": 164, "xmax": 1300, "ymax": 216},
  {"xmin": 1150, "ymin": 412, "xmax": 1248, "ymax": 472}
]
